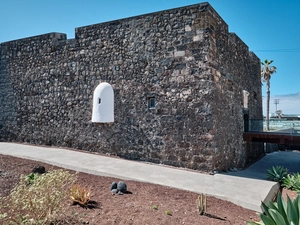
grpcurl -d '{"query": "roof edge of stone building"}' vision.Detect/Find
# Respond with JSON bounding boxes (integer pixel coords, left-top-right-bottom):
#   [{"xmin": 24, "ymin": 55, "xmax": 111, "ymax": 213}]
[
  {"xmin": 74, "ymin": 2, "xmax": 229, "ymax": 41},
  {"xmin": 0, "ymin": 32, "xmax": 67, "ymax": 46},
  {"xmin": 0, "ymin": 2, "xmax": 229, "ymax": 46},
  {"xmin": 228, "ymin": 32, "xmax": 260, "ymax": 61},
  {"xmin": 75, "ymin": 2, "xmax": 215, "ymax": 30},
  {"xmin": 249, "ymin": 51, "xmax": 260, "ymax": 62}
]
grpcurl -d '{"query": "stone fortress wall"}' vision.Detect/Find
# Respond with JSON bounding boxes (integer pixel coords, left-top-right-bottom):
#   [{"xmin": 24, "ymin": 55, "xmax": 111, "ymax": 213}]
[{"xmin": 0, "ymin": 2, "xmax": 263, "ymax": 171}]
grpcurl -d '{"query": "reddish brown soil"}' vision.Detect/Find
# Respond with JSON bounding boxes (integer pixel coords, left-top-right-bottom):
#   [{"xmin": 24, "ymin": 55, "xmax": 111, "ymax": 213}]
[
  {"xmin": 282, "ymin": 188, "xmax": 298, "ymax": 201},
  {"xmin": 0, "ymin": 154, "xmax": 260, "ymax": 224}
]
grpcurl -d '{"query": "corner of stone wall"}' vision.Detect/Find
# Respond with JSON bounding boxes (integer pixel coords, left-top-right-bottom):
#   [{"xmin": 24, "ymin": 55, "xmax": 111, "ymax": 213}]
[
  {"xmin": 228, "ymin": 33, "xmax": 261, "ymax": 65},
  {"xmin": 208, "ymin": 23, "xmax": 262, "ymax": 171},
  {"xmin": 249, "ymin": 51, "xmax": 260, "ymax": 64},
  {"xmin": 228, "ymin": 33, "xmax": 248, "ymax": 50}
]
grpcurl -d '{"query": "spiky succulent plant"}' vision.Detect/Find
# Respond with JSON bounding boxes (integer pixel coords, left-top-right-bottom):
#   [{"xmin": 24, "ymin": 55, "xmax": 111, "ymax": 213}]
[
  {"xmin": 267, "ymin": 166, "xmax": 288, "ymax": 184},
  {"xmin": 247, "ymin": 192, "xmax": 300, "ymax": 225}
]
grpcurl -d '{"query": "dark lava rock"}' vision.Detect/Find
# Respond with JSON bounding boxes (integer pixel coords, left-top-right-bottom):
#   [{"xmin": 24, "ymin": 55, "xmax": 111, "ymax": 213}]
[
  {"xmin": 32, "ymin": 165, "xmax": 46, "ymax": 174},
  {"xmin": 110, "ymin": 181, "xmax": 117, "ymax": 190},
  {"xmin": 111, "ymin": 189, "xmax": 118, "ymax": 194},
  {"xmin": 117, "ymin": 181, "xmax": 127, "ymax": 193}
]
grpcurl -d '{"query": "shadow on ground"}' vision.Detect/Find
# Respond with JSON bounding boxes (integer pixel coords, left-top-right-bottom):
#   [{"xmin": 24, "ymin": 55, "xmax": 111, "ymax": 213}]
[{"xmin": 225, "ymin": 150, "xmax": 300, "ymax": 180}]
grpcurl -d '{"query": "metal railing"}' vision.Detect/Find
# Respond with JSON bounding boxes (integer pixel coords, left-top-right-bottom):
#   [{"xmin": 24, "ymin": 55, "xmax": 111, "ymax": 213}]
[{"xmin": 249, "ymin": 119, "xmax": 300, "ymax": 135}]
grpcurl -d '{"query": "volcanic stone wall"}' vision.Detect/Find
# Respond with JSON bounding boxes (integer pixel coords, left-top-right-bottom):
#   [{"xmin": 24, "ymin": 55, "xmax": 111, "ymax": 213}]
[
  {"xmin": 0, "ymin": 2, "xmax": 263, "ymax": 171},
  {"xmin": 210, "ymin": 31, "xmax": 263, "ymax": 169}
]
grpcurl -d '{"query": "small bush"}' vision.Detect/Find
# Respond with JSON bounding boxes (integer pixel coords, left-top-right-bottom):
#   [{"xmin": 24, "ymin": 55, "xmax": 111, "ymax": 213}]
[
  {"xmin": 0, "ymin": 169, "xmax": 78, "ymax": 225},
  {"xmin": 267, "ymin": 166, "xmax": 288, "ymax": 184},
  {"xmin": 70, "ymin": 184, "xmax": 93, "ymax": 206}
]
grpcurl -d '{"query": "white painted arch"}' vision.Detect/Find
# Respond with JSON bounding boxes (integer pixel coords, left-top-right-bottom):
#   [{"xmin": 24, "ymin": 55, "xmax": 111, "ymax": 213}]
[{"xmin": 92, "ymin": 82, "xmax": 114, "ymax": 123}]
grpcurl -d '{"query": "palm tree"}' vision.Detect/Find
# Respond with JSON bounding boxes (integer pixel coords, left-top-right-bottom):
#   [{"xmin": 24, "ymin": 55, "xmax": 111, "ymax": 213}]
[{"xmin": 261, "ymin": 59, "xmax": 277, "ymax": 130}]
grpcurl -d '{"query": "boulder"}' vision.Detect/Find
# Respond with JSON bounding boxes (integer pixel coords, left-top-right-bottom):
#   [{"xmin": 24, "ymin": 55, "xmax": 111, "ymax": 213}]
[
  {"xmin": 32, "ymin": 165, "xmax": 46, "ymax": 174},
  {"xmin": 110, "ymin": 181, "xmax": 117, "ymax": 190},
  {"xmin": 117, "ymin": 181, "xmax": 127, "ymax": 193},
  {"xmin": 111, "ymin": 189, "xmax": 118, "ymax": 194}
]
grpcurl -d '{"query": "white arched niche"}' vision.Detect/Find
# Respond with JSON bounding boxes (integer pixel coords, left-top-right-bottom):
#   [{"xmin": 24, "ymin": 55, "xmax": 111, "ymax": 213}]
[
  {"xmin": 92, "ymin": 82, "xmax": 114, "ymax": 123},
  {"xmin": 242, "ymin": 90, "xmax": 250, "ymax": 109}
]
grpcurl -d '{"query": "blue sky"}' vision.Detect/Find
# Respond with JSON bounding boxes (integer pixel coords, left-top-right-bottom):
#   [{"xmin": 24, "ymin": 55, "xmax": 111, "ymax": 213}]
[{"xmin": 1, "ymin": 0, "xmax": 299, "ymax": 114}]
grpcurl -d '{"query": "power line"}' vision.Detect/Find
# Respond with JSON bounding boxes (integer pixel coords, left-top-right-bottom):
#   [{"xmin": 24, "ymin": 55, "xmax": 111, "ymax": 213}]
[{"xmin": 253, "ymin": 48, "xmax": 300, "ymax": 52}]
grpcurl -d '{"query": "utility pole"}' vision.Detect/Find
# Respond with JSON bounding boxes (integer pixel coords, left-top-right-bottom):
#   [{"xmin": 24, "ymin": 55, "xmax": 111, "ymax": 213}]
[{"xmin": 274, "ymin": 99, "xmax": 279, "ymax": 112}]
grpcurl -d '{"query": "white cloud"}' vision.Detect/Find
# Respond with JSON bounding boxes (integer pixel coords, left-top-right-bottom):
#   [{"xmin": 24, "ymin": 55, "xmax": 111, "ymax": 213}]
[{"xmin": 262, "ymin": 92, "xmax": 300, "ymax": 115}]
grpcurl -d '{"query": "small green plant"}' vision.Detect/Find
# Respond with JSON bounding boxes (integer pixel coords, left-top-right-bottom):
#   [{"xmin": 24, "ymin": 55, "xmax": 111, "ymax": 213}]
[
  {"xmin": 247, "ymin": 192, "xmax": 300, "ymax": 225},
  {"xmin": 196, "ymin": 193, "xmax": 207, "ymax": 215},
  {"xmin": 70, "ymin": 183, "xmax": 93, "ymax": 206},
  {"xmin": 283, "ymin": 173, "xmax": 300, "ymax": 192},
  {"xmin": 267, "ymin": 166, "xmax": 288, "ymax": 184},
  {"xmin": 152, "ymin": 205, "xmax": 158, "ymax": 210},
  {"xmin": 27, "ymin": 172, "xmax": 35, "ymax": 185},
  {"xmin": 0, "ymin": 169, "xmax": 78, "ymax": 225},
  {"xmin": 165, "ymin": 210, "xmax": 171, "ymax": 215}
]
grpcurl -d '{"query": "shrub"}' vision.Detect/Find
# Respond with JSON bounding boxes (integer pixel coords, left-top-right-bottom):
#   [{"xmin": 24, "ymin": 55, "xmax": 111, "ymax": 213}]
[
  {"xmin": 70, "ymin": 184, "xmax": 92, "ymax": 206},
  {"xmin": 267, "ymin": 166, "xmax": 288, "ymax": 184},
  {"xmin": 283, "ymin": 173, "xmax": 300, "ymax": 192},
  {"xmin": 0, "ymin": 169, "xmax": 78, "ymax": 225},
  {"xmin": 247, "ymin": 192, "xmax": 300, "ymax": 225}
]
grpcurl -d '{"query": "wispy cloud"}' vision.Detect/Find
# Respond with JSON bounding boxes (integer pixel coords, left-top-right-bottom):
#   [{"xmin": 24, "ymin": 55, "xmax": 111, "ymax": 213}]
[{"xmin": 263, "ymin": 92, "xmax": 300, "ymax": 115}]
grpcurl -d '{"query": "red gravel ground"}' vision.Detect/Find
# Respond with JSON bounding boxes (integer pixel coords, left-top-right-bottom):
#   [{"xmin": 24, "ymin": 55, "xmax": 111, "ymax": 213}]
[{"xmin": 0, "ymin": 154, "xmax": 261, "ymax": 225}]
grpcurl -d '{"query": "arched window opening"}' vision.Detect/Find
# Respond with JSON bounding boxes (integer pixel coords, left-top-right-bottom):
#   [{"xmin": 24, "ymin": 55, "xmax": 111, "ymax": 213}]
[{"xmin": 92, "ymin": 82, "xmax": 114, "ymax": 123}]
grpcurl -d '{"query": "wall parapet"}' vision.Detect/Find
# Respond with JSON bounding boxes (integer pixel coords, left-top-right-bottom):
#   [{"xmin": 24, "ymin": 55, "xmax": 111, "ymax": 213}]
[{"xmin": 0, "ymin": 33, "xmax": 67, "ymax": 59}]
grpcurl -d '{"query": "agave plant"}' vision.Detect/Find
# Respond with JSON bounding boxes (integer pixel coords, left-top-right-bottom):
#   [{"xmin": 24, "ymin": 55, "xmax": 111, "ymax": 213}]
[
  {"xmin": 247, "ymin": 192, "xmax": 300, "ymax": 225},
  {"xmin": 292, "ymin": 174, "xmax": 300, "ymax": 192},
  {"xmin": 283, "ymin": 173, "xmax": 300, "ymax": 192},
  {"xmin": 283, "ymin": 174, "xmax": 295, "ymax": 190},
  {"xmin": 267, "ymin": 166, "xmax": 288, "ymax": 184}
]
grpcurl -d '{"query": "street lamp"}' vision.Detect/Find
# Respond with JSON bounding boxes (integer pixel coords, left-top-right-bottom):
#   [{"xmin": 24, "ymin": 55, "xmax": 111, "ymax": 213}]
[{"xmin": 274, "ymin": 99, "xmax": 279, "ymax": 111}]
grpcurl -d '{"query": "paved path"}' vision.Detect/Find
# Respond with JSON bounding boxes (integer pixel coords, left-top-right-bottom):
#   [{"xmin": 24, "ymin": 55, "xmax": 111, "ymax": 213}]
[{"xmin": 2, "ymin": 142, "xmax": 298, "ymax": 212}]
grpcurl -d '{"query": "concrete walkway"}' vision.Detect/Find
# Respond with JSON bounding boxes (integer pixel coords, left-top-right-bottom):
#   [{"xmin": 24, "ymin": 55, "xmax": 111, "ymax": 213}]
[{"xmin": 1, "ymin": 143, "xmax": 298, "ymax": 212}]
